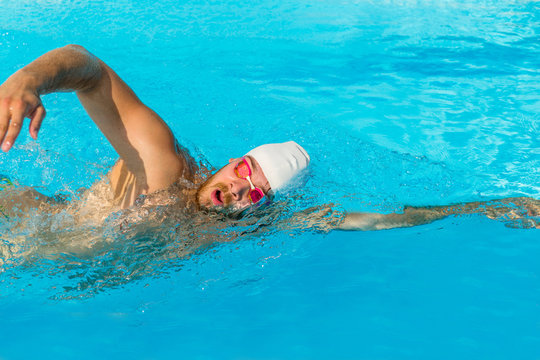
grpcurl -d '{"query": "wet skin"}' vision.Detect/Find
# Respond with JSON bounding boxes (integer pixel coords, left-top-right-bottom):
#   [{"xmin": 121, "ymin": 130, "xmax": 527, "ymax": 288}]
[
  {"xmin": 196, "ymin": 156, "xmax": 271, "ymax": 210},
  {"xmin": 1, "ymin": 45, "xmax": 538, "ymax": 231}
]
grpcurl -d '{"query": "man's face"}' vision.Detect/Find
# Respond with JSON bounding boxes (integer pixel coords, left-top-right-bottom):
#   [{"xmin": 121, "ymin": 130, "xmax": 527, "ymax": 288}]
[{"xmin": 196, "ymin": 156, "xmax": 271, "ymax": 209}]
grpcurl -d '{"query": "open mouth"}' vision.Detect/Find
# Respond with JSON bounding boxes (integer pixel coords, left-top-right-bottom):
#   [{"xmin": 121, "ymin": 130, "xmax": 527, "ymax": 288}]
[{"xmin": 211, "ymin": 189, "xmax": 224, "ymax": 206}]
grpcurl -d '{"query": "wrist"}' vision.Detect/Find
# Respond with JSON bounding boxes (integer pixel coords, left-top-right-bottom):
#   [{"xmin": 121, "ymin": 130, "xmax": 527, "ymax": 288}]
[{"xmin": 15, "ymin": 69, "xmax": 44, "ymax": 94}]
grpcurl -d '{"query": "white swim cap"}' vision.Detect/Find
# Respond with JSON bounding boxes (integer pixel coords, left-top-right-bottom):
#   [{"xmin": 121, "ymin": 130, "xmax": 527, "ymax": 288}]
[{"xmin": 246, "ymin": 141, "xmax": 310, "ymax": 192}]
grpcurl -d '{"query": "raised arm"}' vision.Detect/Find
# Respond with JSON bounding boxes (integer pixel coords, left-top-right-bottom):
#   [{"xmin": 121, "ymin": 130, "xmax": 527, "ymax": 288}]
[
  {"xmin": 0, "ymin": 45, "xmax": 189, "ymax": 195},
  {"xmin": 338, "ymin": 197, "xmax": 540, "ymax": 231}
]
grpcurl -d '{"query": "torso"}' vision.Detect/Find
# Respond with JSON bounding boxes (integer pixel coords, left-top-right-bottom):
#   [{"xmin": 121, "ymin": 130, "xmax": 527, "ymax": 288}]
[{"xmin": 108, "ymin": 159, "xmax": 148, "ymax": 208}]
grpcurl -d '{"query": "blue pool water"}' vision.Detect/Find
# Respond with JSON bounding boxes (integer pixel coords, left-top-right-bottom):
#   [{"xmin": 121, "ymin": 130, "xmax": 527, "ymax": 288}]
[{"xmin": 0, "ymin": 0, "xmax": 539, "ymax": 358}]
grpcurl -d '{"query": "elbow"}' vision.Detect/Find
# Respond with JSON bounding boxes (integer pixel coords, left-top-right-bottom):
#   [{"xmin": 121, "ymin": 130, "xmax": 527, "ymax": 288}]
[
  {"xmin": 64, "ymin": 44, "xmax": 88, "ymax": 53},
  {"xmin": 63, "ymin": 44, "xmax": 97, "ymax": 64},
  {"xmin": 62, "ymin": 45, "xmax": 104, "ymax": 92}
]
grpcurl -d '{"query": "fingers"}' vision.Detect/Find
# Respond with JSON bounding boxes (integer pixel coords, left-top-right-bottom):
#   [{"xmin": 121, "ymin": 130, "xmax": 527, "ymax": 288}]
[
  {"xmin": 506, "ymin": 217, "xmax": 539, "ymax": 229},
  {"xmin": 29, "ymin": 105, "xmax": 45, "ymax": 140},
  {"xmin": 1, "ymin": 103, "xmax": 25, "ymax": 152},
  {"xmin": 0, "ymin": 98, "xmax": 44, "ymax": 152},
  {"xmin": 0, "ymin": 101, "xmax": 9, "ymax": 148}
]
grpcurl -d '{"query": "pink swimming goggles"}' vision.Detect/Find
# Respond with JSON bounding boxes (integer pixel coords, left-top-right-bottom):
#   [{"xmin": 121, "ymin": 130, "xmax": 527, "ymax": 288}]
[{"xmin": 234, "ymin": 157, "xmax": 265, "ymax": 204}]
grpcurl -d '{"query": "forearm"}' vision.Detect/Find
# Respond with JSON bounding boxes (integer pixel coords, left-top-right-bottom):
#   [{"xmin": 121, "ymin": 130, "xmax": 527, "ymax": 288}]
[
  {"xmin": 8, "ymin": 45, "xmax": 102, "ymax": 95},
  {"xmin": 338, "ymin": 203, "xmax": 467, "ymax": 231},
  {"xmin": 1, "ymin": 45, "xmax": 186, "ymax": 193},
  {"xmin": 0, "ymin": 45, "xmax": 105, "ymax": 150}
]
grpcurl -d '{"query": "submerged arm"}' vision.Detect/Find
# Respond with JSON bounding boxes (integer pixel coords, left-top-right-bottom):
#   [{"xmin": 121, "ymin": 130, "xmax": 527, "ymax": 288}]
[
  {"xmin": 0, "ymin": 45, "xmax": 187, "ymax": 194},
  {"xmin": 338, "ymin": 197, "xmax": 540, "ymax": 231}
]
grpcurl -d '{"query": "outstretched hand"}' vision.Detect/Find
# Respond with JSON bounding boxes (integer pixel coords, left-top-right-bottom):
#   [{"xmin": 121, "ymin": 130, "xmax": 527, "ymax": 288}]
[
  {"xmin": 482, "ymin": 197, "xmax": 540, "ymax": 229},
  {"xmin": 0, "ymin": 73, "xmax": 46, "ymax": 152}
]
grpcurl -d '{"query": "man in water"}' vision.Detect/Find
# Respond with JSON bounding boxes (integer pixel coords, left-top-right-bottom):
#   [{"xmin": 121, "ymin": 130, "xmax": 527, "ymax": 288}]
[{"xmin": 0, "ymin": 45, "xmax": 538, "ymax": 230}]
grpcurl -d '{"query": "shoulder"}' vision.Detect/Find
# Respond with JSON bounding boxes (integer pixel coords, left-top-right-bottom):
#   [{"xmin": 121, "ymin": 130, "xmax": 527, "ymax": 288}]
[{"xmin": 109, "ymin": 145, "xmax": 198, "ymax": 208}]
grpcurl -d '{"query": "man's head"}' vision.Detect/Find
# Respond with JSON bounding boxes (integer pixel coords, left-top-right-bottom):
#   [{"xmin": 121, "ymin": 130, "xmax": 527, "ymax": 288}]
[{"xmin": 196, "ymin": 141, "xmax": 310, "ymax": 210}]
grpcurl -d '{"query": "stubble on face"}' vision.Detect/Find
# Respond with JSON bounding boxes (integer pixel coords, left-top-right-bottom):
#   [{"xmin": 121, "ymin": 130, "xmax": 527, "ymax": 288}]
[{"xmin": 195, "ymin": 177, "xmax": 233, "ymax": 209}]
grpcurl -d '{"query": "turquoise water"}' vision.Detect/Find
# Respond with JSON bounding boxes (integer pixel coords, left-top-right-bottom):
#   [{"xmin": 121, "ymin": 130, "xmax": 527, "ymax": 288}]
[{"xmin": 0, "ymin": 0, "xmax": 539, "ymax": 359}]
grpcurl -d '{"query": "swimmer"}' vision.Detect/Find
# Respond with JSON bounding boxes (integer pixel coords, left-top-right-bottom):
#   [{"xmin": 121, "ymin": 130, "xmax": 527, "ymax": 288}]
[{"xmin": 0, "ymin": 45, "xmax": 538, "ymax": 230}]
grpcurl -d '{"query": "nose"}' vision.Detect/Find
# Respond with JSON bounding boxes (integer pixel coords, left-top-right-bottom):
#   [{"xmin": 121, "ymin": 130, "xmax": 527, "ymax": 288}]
[{"xmin": 230, "ymin": 178, "xmax": 249, "ymax": 202}]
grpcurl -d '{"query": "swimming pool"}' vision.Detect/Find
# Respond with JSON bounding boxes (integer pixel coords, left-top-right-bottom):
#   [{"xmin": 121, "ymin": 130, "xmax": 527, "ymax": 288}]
[{"xmin": 1, "ymin": 0, "xmax": 539, "ymax": 358}]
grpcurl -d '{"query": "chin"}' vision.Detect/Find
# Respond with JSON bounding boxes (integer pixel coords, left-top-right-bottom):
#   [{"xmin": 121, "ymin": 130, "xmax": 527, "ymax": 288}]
[{"xmin": 194, "ymin": 190, "xmax": 210, "ymax": 210}]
